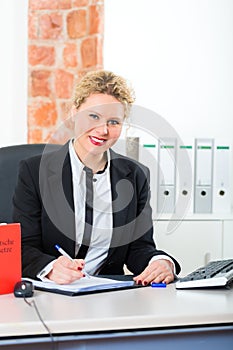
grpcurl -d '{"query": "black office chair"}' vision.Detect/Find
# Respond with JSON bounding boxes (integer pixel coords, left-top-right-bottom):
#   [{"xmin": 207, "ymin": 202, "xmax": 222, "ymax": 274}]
[{"xmin": 0, "ymin": 143, "xmax": 61, "ymax": 223}]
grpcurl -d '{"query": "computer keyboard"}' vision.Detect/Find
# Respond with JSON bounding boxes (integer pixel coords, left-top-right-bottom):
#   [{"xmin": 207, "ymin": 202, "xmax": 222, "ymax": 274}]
[{"xmin": 176, "ymin": 259, "xmax": 233, "ymax": 289}]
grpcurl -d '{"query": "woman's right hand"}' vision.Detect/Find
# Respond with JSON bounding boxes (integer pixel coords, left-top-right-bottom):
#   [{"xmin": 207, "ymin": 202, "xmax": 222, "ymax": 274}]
[{"xmin": 47, "ymin": 256, "xmax": 85, "ymax": 284}]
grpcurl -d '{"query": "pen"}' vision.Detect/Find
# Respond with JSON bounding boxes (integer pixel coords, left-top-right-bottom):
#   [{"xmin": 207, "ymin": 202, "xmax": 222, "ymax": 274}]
[
  {"xmin": 55, "ymin": 244, "xmax": 91, "ymax": 278},
  {"xmin": 151, "ymin": 282, "xmax": 167, "ymax": 288}
]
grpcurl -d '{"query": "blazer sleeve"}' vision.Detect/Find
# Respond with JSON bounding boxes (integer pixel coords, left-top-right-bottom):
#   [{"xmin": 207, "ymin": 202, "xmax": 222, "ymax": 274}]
[
  {"xmin": 12, "ymin": 159, "xmax": 56, "ymax": 279},
  {"xmin": 125, "ymin": 165, "xmax": 181, "ymax": 275}
]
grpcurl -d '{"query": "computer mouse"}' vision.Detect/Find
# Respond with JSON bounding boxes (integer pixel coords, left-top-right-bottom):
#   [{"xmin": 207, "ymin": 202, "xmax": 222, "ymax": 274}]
[{"xmin": 14, "ymin": 280, "xmax": 34, "ymax": 298}]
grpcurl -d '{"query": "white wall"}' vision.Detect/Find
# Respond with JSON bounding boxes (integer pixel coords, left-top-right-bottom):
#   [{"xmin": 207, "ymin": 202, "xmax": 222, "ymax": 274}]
[
  {"xmin": 104, "ymin": 0, "xmax": 233, "ymax": 141},
  {"xmin": 1, "ymin": 0, "xmax": 232, "ymax": 147},
  {"xmin": 0, "ymin": 0, "xmax": 28, "ymax": 147}
]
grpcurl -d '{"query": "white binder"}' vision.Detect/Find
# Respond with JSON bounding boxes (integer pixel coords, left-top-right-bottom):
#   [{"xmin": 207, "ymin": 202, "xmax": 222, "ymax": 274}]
[
  {"xmin": 139, "ymin": 132, "xmax": 158, "ymax": 215},
  {"xmin": 213, "ymin": 141, "xmax": 231, "ymax": 213},
  {"xmin": 157, "ymin": 138, "xmax": 177, "ymax": 213},
  {"xmin": 194, "ymin": 138, "xmax": 214, "ymax": 213},
  {"xmin": 176, "ymin": 139, "xmax": 194, "ymax": 215}
]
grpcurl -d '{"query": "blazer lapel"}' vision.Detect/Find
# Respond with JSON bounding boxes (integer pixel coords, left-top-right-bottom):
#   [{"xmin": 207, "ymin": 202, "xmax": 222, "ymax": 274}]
[
  {"xmin": 40, "ymin": 143, "xmax": 76, "ymax": 250},
  {"xmin": 108, "ymin": 149, "xmax": 133, "ymax": 254}
]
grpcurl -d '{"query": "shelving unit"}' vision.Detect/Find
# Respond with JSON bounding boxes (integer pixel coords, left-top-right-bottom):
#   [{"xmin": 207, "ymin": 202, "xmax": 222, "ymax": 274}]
[{"xmin": 153, "ymin": 214, "xmax": 233, "ymax": 276}]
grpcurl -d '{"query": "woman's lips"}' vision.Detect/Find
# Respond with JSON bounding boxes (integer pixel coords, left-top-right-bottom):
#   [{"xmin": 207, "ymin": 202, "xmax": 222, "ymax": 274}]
[{"xmin": 89, "ymin": 136, "xmax": 106, "ymax": 146}]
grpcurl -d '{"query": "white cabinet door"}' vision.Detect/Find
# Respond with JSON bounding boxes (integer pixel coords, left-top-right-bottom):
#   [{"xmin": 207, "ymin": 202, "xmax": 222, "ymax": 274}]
[
  {"xmin": 223, "ymin": 221, "xmax": 233, "ymax": 259},
  {"xmin": 154, "ymin": 220, "xmax": 222, "ymax": 277}
]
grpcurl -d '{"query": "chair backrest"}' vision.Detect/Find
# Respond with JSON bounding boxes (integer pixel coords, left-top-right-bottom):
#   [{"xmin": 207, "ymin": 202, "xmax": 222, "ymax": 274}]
[{"xmin": 0, "ymin": 143, "xmax": 61, "ymax": 223}]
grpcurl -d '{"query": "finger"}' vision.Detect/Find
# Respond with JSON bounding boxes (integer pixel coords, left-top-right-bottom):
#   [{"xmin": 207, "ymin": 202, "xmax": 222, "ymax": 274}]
[
  {"xmin": 134, "ymin": 262, "xmax": 162, "ymax": 284},
  {"xmin": 151, "ymin": 270, "xmax": 174, "ymax": 284},
  {"xmin": 57, "ymin": 256, "xmax": 81, "ymax": 271},
  {"xmin": 149, "ymin": 260, "xmax": 173, "ymax": 278},
  {"xmin": 141, "ymin": 270, "xmax": 162, "ymax": 285},
  {"xmin": 56, "ymin": 255, "xmax": 73, "ymax": 267},
  {"xmin": 162, "ymin": 273, "xmax": 174, "ymax": 284},
  {"xmin": 134, "ymin": 261, "xmax": 174, "ymax": 285},
  {"xmin": 134, "ymin": 269, "xmax": 152, "ymax": 285},
  {"xmin": 51, "ymin": 257, "xmax": 85, "ymax": 283},
  {"xmin": 73, "ymin": 259, "xmax": 85, "ymax": 270},
  {"xmin": 49, "ymin": 265, "xmax": 84, "ymax": 284}
]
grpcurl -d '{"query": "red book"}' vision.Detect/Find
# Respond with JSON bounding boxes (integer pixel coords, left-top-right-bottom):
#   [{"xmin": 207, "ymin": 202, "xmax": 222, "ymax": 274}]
[{"xmin": 0, "ymin": 223, "xmax": 21, "ymax": 294}]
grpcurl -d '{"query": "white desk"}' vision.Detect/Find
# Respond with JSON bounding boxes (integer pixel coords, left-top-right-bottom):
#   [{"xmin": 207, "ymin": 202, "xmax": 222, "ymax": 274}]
[{"xmin": 0, "ymin": 283, "xmax": 232, "ymax": 349}]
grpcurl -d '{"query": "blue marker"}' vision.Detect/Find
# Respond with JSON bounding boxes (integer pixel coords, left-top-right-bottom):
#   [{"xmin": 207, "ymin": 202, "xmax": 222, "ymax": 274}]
[{"xmin": 151, "ymin": 282, "xmax": 166, "ymax": 288}]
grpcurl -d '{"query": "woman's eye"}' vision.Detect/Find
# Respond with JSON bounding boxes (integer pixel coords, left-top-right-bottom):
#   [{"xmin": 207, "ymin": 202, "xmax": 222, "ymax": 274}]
[
  {"xmin": 89, "ymin": 113, "xmax": 99, "ymax": 120},
  {"xmin": 108, "ymin": 120, "xmax": 120, "ymax": 126}
]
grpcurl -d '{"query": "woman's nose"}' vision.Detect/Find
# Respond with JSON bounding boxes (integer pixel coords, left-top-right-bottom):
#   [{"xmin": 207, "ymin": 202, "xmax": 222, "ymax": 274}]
[{"xmin": 95, "ymin": 122, "xmax": 108, "ymax": 134}]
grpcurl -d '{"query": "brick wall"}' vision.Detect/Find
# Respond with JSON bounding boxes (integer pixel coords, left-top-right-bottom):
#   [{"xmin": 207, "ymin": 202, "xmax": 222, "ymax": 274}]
[{"xmin": 28, "ymin": 0, "xmax": 104, "ymax": 144}]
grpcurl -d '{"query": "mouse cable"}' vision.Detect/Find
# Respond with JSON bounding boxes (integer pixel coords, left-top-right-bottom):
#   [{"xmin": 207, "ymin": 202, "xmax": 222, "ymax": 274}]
[{"xmin": 24, "ymin": 297, "xmax": 57, "ymax": 350}]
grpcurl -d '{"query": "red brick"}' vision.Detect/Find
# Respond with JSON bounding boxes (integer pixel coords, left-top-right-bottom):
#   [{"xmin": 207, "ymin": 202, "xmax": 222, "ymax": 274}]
[
  {"xmin": 29, "ymin": 0, "xmax": 57, "ymax": 10},
  {"xmin": 81, "ymin": 37, "xmax": 97, "ymax": 68},
  {"xmin": 55, "ymin": 69, "xmax": 74, "ymax": 98},
  {"xmin": 58, "ymin": 101, "xmax": 70, "ymax": 120},
  {"xmin": 90, "ymin": 0, "xmax": 104, "ymax": 4},
  {"xmin": 29, "ymin": 101, "xmax": 57, "ymax": 127},
  {"xmin": 28, "ymin": 0, "xmax": 104, "ymax": 144},
  {"xmin": 28, "ymin": 128, "xmax": 43, "ymax": 144},
  {"xmin": 30, "ymin": 70, "xmax": 51, "ymax": 97},
  {"xmin": 72, "ymin": 0, "xmax": 88, "ymax": 6},
  {"xmin": 39, "ymin": 13, "xmax": 63, "ymax": 40},
  {"xmin": 28, "ymin": 45, "xmax": 55, "ymax": 66},
  {"xmin": 57, "ymin": 0, "xmax": 72, "ymax": 9},
  {"xmin": 63, "ymin": 43, "xmax": 78, "ymax": 67},
  {"xmin": 58, "ymin": 101, "xmax": 75, "ymax": 132},
  {"xmin": 29, "ymin": 0, "xmax": 71, "ymax": 10},
  {"xmin": 67, "ymin": 10, "xmax": 86, "ymax": 39},
  {"xmin": 96, "ymin": 36, "xmax": 103, "ymax": 66},
  {"xmin": 89, "ymin": 5, "xmax": 104, "ymax": 34},
  {"xmin": 28, "ymin": 13, "xmax": 38, "ymax": 40}
]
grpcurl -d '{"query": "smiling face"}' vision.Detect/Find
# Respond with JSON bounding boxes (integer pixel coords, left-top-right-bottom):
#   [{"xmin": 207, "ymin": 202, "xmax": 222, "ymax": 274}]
[{"xmin": 73, "ymin": 93, "xmax": 125, "ymax": 164}]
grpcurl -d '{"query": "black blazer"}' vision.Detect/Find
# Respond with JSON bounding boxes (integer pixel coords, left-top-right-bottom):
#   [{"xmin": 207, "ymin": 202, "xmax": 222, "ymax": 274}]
[{"xmin": 13, "ymin": 142, "xmax": 181, "ymax": 279}]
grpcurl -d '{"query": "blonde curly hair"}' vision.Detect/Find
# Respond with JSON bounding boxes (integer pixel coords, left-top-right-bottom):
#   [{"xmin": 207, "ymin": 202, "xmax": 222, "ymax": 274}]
[{"xmin": 73, "ymin": 70, "xmax": 135, "ymax": 119}]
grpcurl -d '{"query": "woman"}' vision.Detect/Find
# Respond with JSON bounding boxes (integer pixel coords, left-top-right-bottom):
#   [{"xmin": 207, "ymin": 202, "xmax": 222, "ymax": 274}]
[{"xmin": 13, "ymin": 70, "xmax": 180, "ymax": 285}]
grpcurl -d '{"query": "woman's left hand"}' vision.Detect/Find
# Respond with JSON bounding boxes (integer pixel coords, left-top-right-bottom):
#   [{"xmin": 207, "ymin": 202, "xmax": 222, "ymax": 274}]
[{"xmin": 133, "ymin": 259, "xmax": 175, "ymax": 286}]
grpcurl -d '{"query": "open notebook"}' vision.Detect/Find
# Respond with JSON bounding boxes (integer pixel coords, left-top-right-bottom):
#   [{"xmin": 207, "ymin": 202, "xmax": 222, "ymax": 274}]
[{"xmin": 24, "ymin": 276, "xmax": 138, "ymax": 296}]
